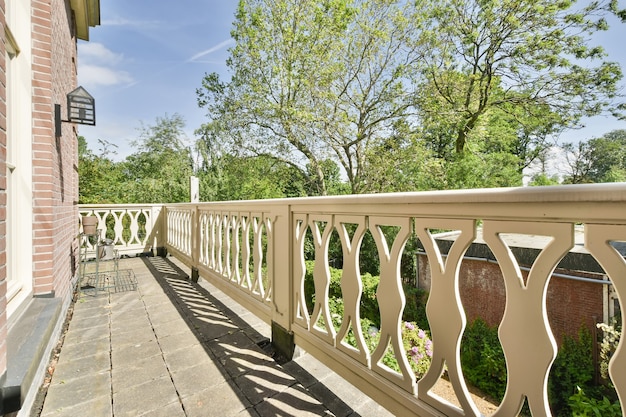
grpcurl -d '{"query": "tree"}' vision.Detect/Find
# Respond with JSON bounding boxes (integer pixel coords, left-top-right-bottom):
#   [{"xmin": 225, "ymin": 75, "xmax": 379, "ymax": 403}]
[
  {"xmin": 121, "ymin": 114, "xmax": 194, "ymax": 203},
  {"xmin": 362, "ymin": 121, "xmax": 445, "ymax": 192},
  {"xmin": 198, "ymin": 0, "xmax": 353, "ymax": 195},
  {"xmin": 197, "ymin": 0, "xmax": 425, "ymax": 194},
  {"xmin": 416, "ymin": 0, "xmax": 625, "ymax": 155},
  {"xmin": 562, "ymin": 129, "xmax": 626, "ymax": 183},
  {"xmin": 307, "ymin": 0, "xmax": 425, "ymax": 193},
  {"xmin": 528, "ymin": 173, "xmax": 561, "ymax": 186},
  {"xmin": 78, "ymin": 137, "xmax": 125, "ymax": 204},
  {"xmin": 586, "ymin": 129, "xmax": 626, "ymax": 182}
]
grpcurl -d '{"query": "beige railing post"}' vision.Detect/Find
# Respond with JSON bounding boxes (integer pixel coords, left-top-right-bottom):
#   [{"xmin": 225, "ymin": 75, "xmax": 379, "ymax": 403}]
[
  {"xmin": 191, "ymin": 204, "xmax": 200, "ymax": 282},
  {"xmin": 151, "ymin": 205, "xmax": 166, "ymax": 256},
  {"xmin": 270, "ymin": 203, "xmax": 295, "ymax": 359}
]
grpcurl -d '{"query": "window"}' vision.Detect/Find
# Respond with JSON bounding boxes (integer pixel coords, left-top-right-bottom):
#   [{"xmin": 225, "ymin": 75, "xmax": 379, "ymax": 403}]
[
  {"xmin": 5, "ymin": 24, "xmax": 18, "ymax": 302},
  {"xmin": 5, "ymin": 4, "xmax": 34, "ymax": 320}
]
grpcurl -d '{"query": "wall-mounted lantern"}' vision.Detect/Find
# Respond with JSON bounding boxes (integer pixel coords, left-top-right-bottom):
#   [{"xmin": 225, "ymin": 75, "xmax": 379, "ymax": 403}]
[{"xmin": 55, "ymin": 86, "xmax": 96, "ymax": 137}]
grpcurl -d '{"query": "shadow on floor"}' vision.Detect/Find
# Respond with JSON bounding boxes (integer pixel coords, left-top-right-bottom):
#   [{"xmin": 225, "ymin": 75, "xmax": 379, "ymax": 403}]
[{"xmin": 142, "ymin": 256, "xmax": 361, "ymax": 417}]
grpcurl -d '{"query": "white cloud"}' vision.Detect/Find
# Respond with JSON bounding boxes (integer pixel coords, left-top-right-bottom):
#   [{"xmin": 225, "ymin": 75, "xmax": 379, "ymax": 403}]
[
  {"xmin": 101, "ymin": 17, "xmax": 160, "ymax": 29},
  {"xmin": 78, "ymin": 42, "xmax": 123, "ymax": 65},
  {"xmin": 77, "ymin": 43, "xmax": 134, "ymax": 88},
  {"xmin": 78, "ymin": 64, "xmax": 134, "ymax": 87}
]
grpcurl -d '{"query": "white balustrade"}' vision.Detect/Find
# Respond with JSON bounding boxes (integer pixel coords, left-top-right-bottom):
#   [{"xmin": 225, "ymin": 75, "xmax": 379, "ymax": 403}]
[
  {"xmin": 85, "ymin": 183, "xmax": 626, "ymax": 416},
  {"xmin": 79, "ymin": 204, "xmax": 162, "ymax": 257}
]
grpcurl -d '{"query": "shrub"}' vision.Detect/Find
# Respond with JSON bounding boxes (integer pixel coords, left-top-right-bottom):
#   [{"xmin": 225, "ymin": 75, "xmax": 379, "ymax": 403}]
[
  {"xmin": 304, "ymin": 261, "xmax": 381, "ymax": 326},
  {"xmin": 403, "ymin": 285, "xmax": 429, "ymax": 330},
  {"xmin": 565, "ymin": 321, "xmax": 623, "ymax": 417},
  {"xmin": 568, "ymin": 386, "xmax": 622, "ymax": 417},
  {"xmin": 549, "ymin": 326, "xmax": 596, "ymax": 416},
  {"xmin": 460, "ymin": 318, "xmax": 507, "ymax": 401},
  {"xmin": 597, "ymin": 321, "xmax": 621, "ymax": 381},
  {"xmin": 402, "ymin": 321, "xmax": 433, "ymax": 378},
  {"xmin": 366, "ymin": 321, "xmax": 433, "ymax": 379}
]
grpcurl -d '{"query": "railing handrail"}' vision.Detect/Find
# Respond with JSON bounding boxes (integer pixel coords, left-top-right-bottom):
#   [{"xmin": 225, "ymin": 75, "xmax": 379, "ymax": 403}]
[
  {"xmin": 83, "ymin": 183, "xmax": 626, "ymax": 416},
  {"xmin": 163, "ymin": 182, "xmax": 626, "ymax": 205}
]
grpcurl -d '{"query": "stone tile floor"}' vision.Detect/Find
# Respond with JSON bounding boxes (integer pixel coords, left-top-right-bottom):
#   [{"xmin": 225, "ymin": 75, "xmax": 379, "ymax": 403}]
[{"xmin": 34, "ymin": 256, "xmax": 393, "ymax": 417}]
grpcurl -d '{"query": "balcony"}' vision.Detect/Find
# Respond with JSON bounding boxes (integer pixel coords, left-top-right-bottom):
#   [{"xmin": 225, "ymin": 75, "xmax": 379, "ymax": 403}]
[{"xmin": 45, "ymin": 184, "xmax": 626, "ymax": 416}]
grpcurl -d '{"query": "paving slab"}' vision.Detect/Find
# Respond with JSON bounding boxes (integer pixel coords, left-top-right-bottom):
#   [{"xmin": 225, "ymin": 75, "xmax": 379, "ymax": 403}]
[
  {"xmin": 35, "ymin": 255, "xmax": 394, "ymax": 417},
  {"xmin": 112, "ymin": 375, "xmax": 180, "ymax": 417}
]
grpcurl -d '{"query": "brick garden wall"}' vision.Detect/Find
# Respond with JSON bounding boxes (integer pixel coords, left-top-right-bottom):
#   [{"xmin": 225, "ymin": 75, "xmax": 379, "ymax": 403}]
[{"xmin": 417, "ymin": 255, "xmax": 605, "ymax": 346}]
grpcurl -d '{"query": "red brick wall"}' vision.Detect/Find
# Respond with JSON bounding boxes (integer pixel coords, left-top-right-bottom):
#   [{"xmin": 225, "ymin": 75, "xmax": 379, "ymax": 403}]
[
  {"xmin": 0, "ymin": 0, "xmax": 7, "ymax": 379},
  {"xmin": 32, "ymin": 0, "xmax": 79, "ymax": 300},
  {"xmin": 417, "ymin": 255, "xmax": 605, "ymax": 346}
]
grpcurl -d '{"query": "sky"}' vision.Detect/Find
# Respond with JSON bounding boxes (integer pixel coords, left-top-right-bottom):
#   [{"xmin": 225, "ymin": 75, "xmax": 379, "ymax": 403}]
[
  {"xmin": 77, "ymin": 1, "xmax": 626, "ymax": 161},
  {"xmin": 77, "ymin": 1, "xmax": 237, "ymax": 159}
]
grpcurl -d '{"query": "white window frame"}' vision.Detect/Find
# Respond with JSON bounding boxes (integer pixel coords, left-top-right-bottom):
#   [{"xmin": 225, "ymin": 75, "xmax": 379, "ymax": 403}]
[{"xmin": 5, "ymin": 3, "xmax": 34, "ymax": 322}]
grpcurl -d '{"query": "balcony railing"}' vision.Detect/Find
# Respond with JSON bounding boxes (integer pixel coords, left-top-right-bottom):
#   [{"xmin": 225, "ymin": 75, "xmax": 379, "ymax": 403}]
[
  {"xmin": 79, "ymin": 183, "xmax": 626, "ymax": 417},
  {"xmin": 79, "ymin": 204, "xmax": 164, "ymax": 257}
]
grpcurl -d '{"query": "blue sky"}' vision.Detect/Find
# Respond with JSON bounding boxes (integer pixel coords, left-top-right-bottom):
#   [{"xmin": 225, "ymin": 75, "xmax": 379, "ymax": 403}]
[
  {"xmin": 77, "ymin": 1, "xmax": 237, "ymax": 159},
  {"xmin": 78, "ymin": 1, "xmax": 626, "ymax": 161}
]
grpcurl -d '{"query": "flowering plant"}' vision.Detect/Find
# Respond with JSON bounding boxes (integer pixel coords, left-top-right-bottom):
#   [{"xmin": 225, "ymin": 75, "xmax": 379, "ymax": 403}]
[
  {"xmin": 402, "ymin": 321, "xmax": 433, "ymax": 378},
  {"xmin": 597, "ymin": 321, "xmax": 621, "ymax": 381}
]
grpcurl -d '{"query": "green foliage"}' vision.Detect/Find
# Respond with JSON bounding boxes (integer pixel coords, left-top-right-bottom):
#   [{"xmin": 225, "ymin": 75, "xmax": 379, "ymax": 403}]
[
  {"xmin": 303, "ymin": 261, "xmax": 381, "ymax": 326},
  {"xmin": 442, "ymin": 152, "xmax": 523, "ymax": 189},
  {"xmin": 568, "ymin": 386, "xmax": 622, "ymax": 417},
  {"xmin": 529, "ymin": 173, "xmax": 561, "ymax": 186},
  {"xmin": 359, "ymin": 272, "xmax": 381, "ymax": 327},
  {"xmin": 403, "ymin": 285, "xmax": 429, "ymax": 331},
  {"xmin": 401, "ymin": 322, "xmax": 433, "ymax": 377},
  {"xmin": 199, "ymin": 0, "xmax": 426, "ymax": 195},
  {"xmin": 459, "ymin": 320, "xmax": 621, "ymax": 416},
  {"xmin": 81, "ymin": 113, "xmax": 195, "ymax": 204},
  {"xmin": 199, "ymin": 153, "xmax": 306, "ymax": 201},
  {"xmin": 121, "ymin": 113, "xmax": 194, "ymax": 203},
  {"xmin": 550, "ymin": 326, "xmax": 597, "ymax": 416},
  {"xmin": 460, "ymin": 318, "xmax": 507, "ymax": 401},
  {"xmin": 361, "ymin": 124, "xmax": 445, "ymax": 193},
  {"xmin": 562, "ymin": 129, "xmax": 626, "ymax": 184},
  {"xmin": 302, "ymin": 255, "xmax": 434, "ymax": 381},
  {"xmin": 78, "ymin": 137, "xmax": 126, "ymax": 204},
  {"xmin": 417, "ymin": 0, "xmax": 623, "ymax": 155},
  {"xmin": 367, "ymin": 322, "xmax": 433, "ymax": 378}
]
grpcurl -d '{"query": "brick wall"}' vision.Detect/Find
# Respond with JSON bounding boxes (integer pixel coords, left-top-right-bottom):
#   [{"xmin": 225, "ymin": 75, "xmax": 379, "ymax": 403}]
[
  {"xmin": 417, "ymin": 255, "xmax": 605, "ymax": 346},
  {"xmin": 32, "ymin": 0, "xmax": 79, "ymax": 300},
  {"xmin": 0, "ymin": 0, "xmax": 7, "ymax": 379}
]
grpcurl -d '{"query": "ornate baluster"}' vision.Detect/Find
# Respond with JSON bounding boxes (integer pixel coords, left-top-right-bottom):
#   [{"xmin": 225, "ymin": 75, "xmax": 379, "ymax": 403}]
[
  {"xmin": 223, "ymin": 213, "xmax": 233, "ymax": 280},
  {"xmin": 263, "ymin": 215, "xmax": 274, "ymax": 303},
  {"xmin": 369, "ymin": 216, "xmax": 415, "ymax": 394},
  {"xmin": 586, "ymin": 224, "xmax": 626, "ymax": 417},
  {"xmin": 240, "ymin": 214, "xmax": 252, "ymax": 291},
  {"xmin": 112, "ymin": 210, "xmax": 125, "ymax": 245},
  {"xmin": 230, "ymin": 214, "xmax": 241, "ymax": 284},
  {"xmin": 208, "ymin": 212, "xmax": 216, "ymax": 270},
  {"xmin": 485, "ymin": 221, "xmax": 573, "ymax": 417},
  {"xmin": 309, "ymin": 215, "xmax": 335, "ymax": 343},
  {"xmin": 416, "ymin": 219, "xmax": 478, "ymax": 416},
  {"xmin": 216, "ymin": 214, "xmax": 224, "ymax": 275},
  {"xmin": 251, "ymin": 215, "xmax": 265, "ymax": 298},
  {"xmin": 198, "ymin": 211, "xmax": 208, "ymax": 266},
  {"xmin": 293, "ymin": 214, "xmax": 310, "ymax": 328},
  {"xmin": 182, "ymin": 211, "xmax": 189, "ymax": 255},
  {"xmin": 335, "ymin": 215, "xmax": 370, "ymax": 366}
]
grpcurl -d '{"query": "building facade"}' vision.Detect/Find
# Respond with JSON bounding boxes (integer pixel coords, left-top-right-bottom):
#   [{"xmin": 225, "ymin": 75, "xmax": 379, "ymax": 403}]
[{"xmin": 0, "ymin": 0, "xmax": 99, "ymax": 414}]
